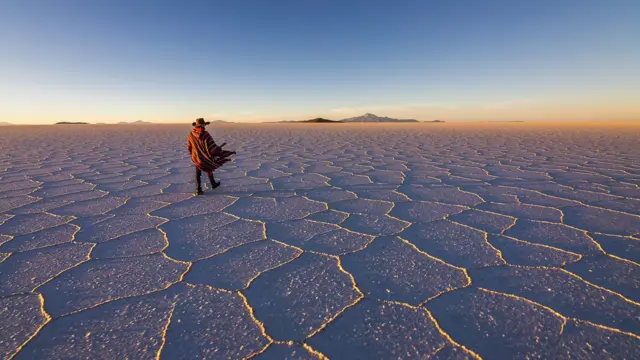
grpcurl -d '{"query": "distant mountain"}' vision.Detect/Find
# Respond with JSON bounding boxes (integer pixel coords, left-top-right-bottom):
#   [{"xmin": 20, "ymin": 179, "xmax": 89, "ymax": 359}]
[
  {"xmin": 424, "ymin": 120, "xmax": 445, "ymax": 123},
  {"xmin": 273, "ymin": 117, "xmax": 343, "ymax": 123},
  {"xmin": 0, "ymin": 122, "xmax": 14, "ymax": 126},
  {"xmin": 340, "ymin": 113, "xmax": 419, "ymax": 123},
  {"xmin": 117, "ymin": 120, "xmax": 152, "ymax": 124},
  {"xmin": 294, "ymin": 118, "xmax": 342, "ymax": 123},
  {"xmin": 55, "ymin": 122, "xmax": 88, "ymax": 125},
  {"xmin": 211, "ymin": 120, "xmax": 232, "ymax": 123},
  {"xmin": 302, "ymin": 118, "xmax": 343, "ymax": 123}
]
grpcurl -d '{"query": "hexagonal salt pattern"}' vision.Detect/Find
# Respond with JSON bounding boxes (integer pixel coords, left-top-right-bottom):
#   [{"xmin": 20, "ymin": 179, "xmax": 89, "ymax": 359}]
[{"xmin": 1, "ymin": 124, "xmax": 639, "ymax": 359}]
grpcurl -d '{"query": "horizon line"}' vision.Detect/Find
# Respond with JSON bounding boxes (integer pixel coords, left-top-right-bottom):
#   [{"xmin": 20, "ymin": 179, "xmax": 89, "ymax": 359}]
[{"xmin": 3, "ymin": 119, "xmax": 640, "ymax": 126}]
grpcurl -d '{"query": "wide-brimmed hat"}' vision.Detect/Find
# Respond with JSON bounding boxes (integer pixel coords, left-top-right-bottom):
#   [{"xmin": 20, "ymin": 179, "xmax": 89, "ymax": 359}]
[{"xmin": 192, "ymin": 118, "xmax": 210, "ymax": 126}]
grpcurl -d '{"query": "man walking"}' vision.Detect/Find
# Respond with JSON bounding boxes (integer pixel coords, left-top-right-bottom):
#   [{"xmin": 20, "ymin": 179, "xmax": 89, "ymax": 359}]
[{"xmin": 187, "ymin": 118, "xmax": 236, "ymax": 195}]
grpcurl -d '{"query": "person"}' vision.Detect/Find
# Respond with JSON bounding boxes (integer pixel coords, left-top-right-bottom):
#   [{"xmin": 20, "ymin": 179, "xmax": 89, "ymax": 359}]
[{"xmin": 187, "ymin": 118, "xmax": 236, "ymax": 195}]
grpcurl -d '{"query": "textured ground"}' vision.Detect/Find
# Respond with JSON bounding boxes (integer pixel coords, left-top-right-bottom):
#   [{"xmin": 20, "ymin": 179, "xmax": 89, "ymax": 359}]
[{"xmin": 0, "ymin": 123, "xmax": 639, "ymax": 359}]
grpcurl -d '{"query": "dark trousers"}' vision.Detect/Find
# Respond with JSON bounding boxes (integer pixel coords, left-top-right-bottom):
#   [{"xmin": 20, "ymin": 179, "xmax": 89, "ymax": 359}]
[{"xmin": 195, "ymin": 167, "xmax": 215, "ymax": 190}]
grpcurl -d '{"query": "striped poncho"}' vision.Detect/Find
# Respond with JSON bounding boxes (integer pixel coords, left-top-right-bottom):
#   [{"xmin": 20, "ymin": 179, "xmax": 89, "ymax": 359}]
[{"xmin": 187, "ymin": 127, "xmax": 236, "ymax": 173}]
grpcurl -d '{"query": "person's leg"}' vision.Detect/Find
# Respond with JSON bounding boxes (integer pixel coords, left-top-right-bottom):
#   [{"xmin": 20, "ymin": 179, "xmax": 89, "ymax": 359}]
[
  {"xmin": 207, "ymin": 171, "xmax": 220, "ymax": 189},
  {"xmin": 195, "ymin": 167, "xmax": 203, "ymax": 194}
]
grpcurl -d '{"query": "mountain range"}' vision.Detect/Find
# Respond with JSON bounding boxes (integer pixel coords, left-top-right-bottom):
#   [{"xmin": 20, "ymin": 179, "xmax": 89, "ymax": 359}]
[
  {"xmin": 269, "ymin": 113, "xmax": 443, "ymax": 123},
  {"xmin": 340, "ymin": 113, "xmax": 419, "ymax": 123},
  {"xmin": 277, "ymin": 118, "xmax": 343, "ymax": 123},
  {"xmin": 117, "ymin": 120, "xmax": 153, "ymax": 124}
]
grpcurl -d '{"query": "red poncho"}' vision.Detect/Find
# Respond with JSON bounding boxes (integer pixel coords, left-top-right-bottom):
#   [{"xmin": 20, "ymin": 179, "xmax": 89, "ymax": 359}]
[{"xmin": 187, "ymin": 127, "xmax": 236, "ymax": 173}]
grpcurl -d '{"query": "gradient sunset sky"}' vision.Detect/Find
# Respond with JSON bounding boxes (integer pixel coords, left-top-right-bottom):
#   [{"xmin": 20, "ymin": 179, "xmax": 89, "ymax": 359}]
[{"xmin": 1, "ymin": 0, "xmax": 638, "ymax": 124}]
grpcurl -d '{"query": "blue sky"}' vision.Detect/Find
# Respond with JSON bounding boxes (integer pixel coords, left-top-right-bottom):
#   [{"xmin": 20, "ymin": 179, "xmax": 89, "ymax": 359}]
[{"xmin": 1, "ymin": 0, "xmax": 638, "ymax": 123}]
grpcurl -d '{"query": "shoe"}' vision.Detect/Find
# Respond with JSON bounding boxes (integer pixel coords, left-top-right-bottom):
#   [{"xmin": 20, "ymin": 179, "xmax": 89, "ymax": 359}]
[
  {"xmin": 211, "ymin": 180, "xmax": 221, "ymax": 189},
  {"xmin": 195, "ymin": 188, "xmax": 204, "ymax": 195}
]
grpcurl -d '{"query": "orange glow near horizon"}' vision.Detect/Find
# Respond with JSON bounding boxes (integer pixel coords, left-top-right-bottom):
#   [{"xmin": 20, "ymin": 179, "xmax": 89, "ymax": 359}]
[{"xmin": 2, "ymin": 100, "xmax": 639, "ymax": 125}]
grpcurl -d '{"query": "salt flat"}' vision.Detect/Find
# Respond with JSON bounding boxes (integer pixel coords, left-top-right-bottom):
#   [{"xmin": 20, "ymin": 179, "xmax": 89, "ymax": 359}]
[{"xmin": 0, "ymin": 123, "xmax": 639, "ymax": 359}]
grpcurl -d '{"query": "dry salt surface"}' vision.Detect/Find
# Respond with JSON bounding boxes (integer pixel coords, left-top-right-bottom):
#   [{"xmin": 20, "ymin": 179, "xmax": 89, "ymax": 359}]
[{"xmin": 0, "ymin": 123, "xmax": 639, "ymax": 359}]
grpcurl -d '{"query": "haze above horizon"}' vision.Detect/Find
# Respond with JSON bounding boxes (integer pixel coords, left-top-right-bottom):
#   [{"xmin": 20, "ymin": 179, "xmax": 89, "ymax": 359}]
[{"xmin": 1, "ymin": 0, "xmax": 638, "ymax": 124}]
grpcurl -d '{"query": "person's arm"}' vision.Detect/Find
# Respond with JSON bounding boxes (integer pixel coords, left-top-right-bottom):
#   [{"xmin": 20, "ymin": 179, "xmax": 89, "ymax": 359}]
[{"xmin": 187, "ymin": 137, "xmax": 192, "ymax": 154}]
